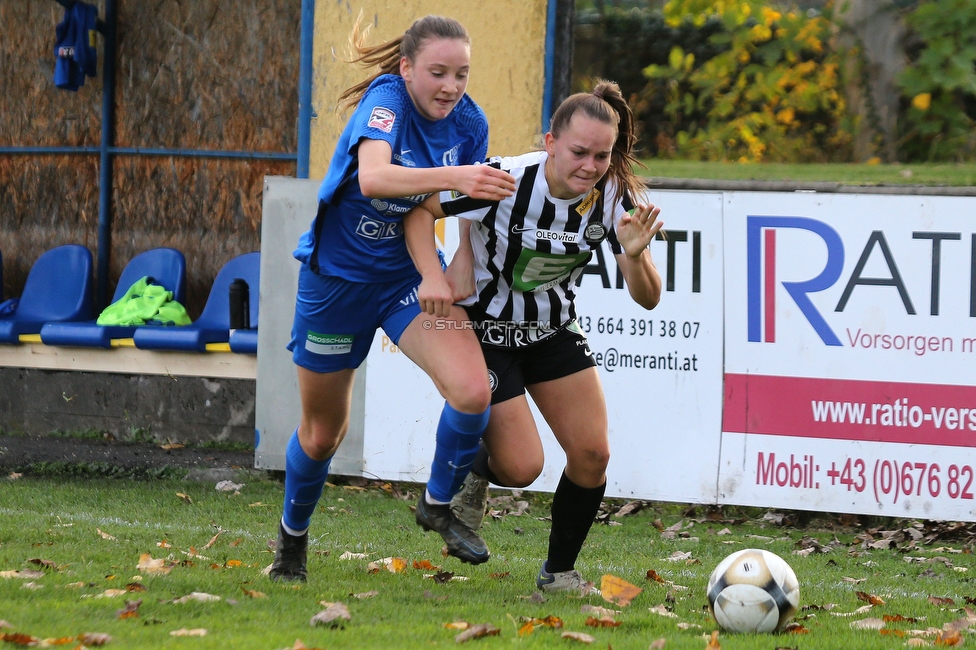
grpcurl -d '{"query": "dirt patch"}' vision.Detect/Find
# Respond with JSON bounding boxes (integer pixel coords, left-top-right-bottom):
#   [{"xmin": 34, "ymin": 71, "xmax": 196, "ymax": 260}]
[{"xmin": 0, "ymin": 433, "xmax": 254, "ymax": 475}]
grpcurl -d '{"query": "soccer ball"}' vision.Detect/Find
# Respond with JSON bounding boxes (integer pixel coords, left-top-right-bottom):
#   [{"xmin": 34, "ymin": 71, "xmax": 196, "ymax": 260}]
[{"xmin": 706, "ymin": 548, "xmax": 799, "ymax": 633}]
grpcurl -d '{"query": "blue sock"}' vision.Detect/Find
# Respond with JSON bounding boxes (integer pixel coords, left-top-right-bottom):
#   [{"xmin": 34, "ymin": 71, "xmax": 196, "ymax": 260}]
[
  {"xmin": 426, "ymin": 403, "xmax": 490, "ymax": 503},
  {"xmin": 282, "ymin": 429, "xmax": 331, "ymax": 534}
]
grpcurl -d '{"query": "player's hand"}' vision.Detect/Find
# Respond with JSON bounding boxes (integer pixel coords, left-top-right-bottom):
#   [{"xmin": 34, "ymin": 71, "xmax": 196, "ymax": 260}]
[
  {"xmin": 452, "ymin": 165, "xmax": 516, "ymax": 201},
  {"xmin": 616, "ymin": 203, "xmax": 663, "ymax": 258},
  {"xmin": 418, "ymin": 274, "xmax": 454, "ymax": 318},
  {"xmin": 445, "ymin": 247, "xmax": 476, "ymax": 302}
]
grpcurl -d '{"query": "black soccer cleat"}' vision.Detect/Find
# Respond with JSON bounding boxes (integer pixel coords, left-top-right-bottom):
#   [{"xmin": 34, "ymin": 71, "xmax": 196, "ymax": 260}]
[
  {"xmin": 269, "ymin": 523, "xmax": 308, "ymax": 583},
  {"xmin": 415, "ymin": 494, "xmax": 490, "ymax": 565}
]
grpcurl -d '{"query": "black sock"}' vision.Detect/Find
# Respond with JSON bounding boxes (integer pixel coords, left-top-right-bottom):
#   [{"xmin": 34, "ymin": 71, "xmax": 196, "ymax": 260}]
[
  {"xmin": 471, "ymin": 441, "xmax": 503, "ymax": 486},
  {"xmin": 546, "ymin": 471, "xmax": 606, "ymax": 574}
]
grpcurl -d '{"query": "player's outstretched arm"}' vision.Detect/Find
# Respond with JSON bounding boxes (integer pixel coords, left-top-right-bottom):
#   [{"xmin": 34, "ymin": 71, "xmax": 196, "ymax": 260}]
[
  {"xmin": 404, "ymin": 196, "xmax": 453, "ymax": 318},
  {"xmin": 614, "ymin": 203, "xmax": 664, "ymax": 310},
  {"xmin": 358, "ymin": 140, "xmax": 515, "ymax": 200}
]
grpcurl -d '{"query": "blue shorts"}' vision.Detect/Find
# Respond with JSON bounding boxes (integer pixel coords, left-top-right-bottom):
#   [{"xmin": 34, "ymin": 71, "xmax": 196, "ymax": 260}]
[{"xmin": 288, "ymin": 265, "xmax": 422, "ymax": 373}]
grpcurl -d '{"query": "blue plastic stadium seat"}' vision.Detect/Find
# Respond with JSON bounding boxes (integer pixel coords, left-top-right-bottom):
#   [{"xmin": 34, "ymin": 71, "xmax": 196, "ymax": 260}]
[
  {"xmin": 0, "ymin": 244, "xmax": 93, "ymax": 344},
  {"xmin": 41, "ymin": 248, "xmax": 187, "ymax": 348},
  {"xmin": 229, "ymin": 329, "xmax": 258, "ymax": 354},
  {"xmin": 133, "ymin": 252, "xmax": 259, "ymax": 352}
]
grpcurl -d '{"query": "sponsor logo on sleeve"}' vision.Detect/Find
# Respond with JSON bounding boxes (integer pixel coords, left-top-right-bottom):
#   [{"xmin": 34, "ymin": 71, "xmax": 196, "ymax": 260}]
[{"xmin": 367, "ymin": 107, "xmax": 396, "ymax": 133}]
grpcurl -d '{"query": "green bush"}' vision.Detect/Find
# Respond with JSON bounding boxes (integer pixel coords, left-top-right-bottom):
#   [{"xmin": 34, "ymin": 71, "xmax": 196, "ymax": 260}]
[
  {"xmin": 575, "ymin": 5, "xmax": 727, "ymax": 155},
  {"xmin": 640, "ymin": 0, "xmax": 853, "ymax": 162},
  {"xmin": 897, "ymin": 0, "xmax": 976, "ymax": 161}
]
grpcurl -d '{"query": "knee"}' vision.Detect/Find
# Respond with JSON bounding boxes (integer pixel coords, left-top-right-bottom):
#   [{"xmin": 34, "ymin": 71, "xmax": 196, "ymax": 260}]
[
  {"xmin": 570, "ymin": 444, "xmax": 610, "ymax": 476},
  {"xmin": 494, "ymin": 457, "xmax": 544, "ymax": 488},
  {"xmin": 447, "ymin": 374, "xmax": 492, "ymax": 414},
  {"xmin": 300, "ymin": 419, "xmax": 346, "ymax": 460}
]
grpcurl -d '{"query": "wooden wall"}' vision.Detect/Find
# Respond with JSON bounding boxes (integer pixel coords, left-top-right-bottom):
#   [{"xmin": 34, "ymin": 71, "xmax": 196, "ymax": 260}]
[{"xmin": 0, "ymin": 1, "xmax": 299, "ymax": 316}]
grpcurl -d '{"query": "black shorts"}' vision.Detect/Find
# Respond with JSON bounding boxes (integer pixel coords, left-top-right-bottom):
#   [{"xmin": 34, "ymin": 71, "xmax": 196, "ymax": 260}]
[{"xmin": 478, "ymin": 323, "xmax": 597, "ymax": 405}]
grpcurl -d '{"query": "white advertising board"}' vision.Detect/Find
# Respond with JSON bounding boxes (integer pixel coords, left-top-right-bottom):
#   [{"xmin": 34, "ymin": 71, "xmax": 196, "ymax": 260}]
[
  {"xmin": 719, "ymin": 192, "xmax": 976, "ymax": 520},
  {"xmin": 361, "ymin": 191, "xmax": 726, "ymax": 501}
]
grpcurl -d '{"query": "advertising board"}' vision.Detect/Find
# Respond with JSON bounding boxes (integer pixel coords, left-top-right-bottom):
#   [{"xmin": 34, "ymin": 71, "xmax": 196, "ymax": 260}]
[{"xmin": 719, "ymin": 192, "xmax": 976, "ymax": 520}]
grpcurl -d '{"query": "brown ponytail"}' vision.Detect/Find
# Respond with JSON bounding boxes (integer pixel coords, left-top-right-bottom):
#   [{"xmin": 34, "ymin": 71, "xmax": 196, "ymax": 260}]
[
  {"xmin": 338, "ymin": 14, "xmax": 471, "ymax": 112},
  {"xmin": 548, "ymin": 80, "xmax": 645, "ymax": 206}
]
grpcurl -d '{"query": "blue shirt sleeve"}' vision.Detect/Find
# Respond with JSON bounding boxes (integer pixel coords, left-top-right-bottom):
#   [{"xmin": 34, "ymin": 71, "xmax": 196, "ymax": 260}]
[{"xmin": 345, "ymin": 77, "xmax": 409, "ymax": 155}]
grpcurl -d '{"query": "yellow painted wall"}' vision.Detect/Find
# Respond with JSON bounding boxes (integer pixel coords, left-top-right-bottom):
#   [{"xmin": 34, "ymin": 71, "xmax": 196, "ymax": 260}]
[{"xmin": 310, "ymin": 1, "xmax": 547, "ymax": 179}]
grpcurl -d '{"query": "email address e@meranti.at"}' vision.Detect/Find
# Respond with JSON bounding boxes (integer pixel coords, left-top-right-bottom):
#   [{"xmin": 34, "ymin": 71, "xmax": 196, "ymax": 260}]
[{"xmin": 594, "ymin": 347, "xmax": 699, "ymax": 373}]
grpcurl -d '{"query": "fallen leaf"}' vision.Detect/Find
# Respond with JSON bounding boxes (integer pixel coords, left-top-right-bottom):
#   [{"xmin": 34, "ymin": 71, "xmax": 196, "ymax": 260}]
[
  {"xmin": 850, "ymin": 617, "xmax": 886, "ymax": 630},
  {"xmin": 0, "ymin": 633, "xmax": 41, "ymax": 645},
  {"xmin": 648, "ymin": 604, "xmax": 677, "ymax": 618},
  {"xmin": 518, "ymin": 621, "xmax": 535, "ymax": 637},
  {"xmin": 77, "ymin": 632, "xmax": 112, "ymax": 646},
  {"xmin": 159, "ymin": 443, "xmax": 185, "ymax": 450},
  {"xmin": 706, "ymin": 630, "xmax": 721, "ymax": 649},
  {"xmin": 489, "ymin": 572, "xmax": 510, "ymax": 580},
  {"xmin": 585, "ymin": 616, "xmax": 620, "ymax": 628},
  {"xmin": 561, "ymin": 631, "xmax": 594, "ymax": 643},
  {"xmin": 136, "ymin": 554, "xmax": 175, "ymax": 575},
  {"xmin": 843, "ymin": 577, "xmax": 867, "ymax": 584},
  {"xmin": 215, "ymin": 480, "xmax": 244, "ymax": 492},
  {"xmin": 857, "ymin": 591, "xmax": 885, "ymax": 606},
  {"xmin": 431, "ymin": 571, "xmax": 455, "ymax": 584},
  {"xmin": 783, "ymin": 622, "xmax": 809, "ymax": 634},
  {"xmin": 116, "ymin": 599, "xmax": 142, "ymax": 619},
  {"xmin": 170, "ymin": 628, "xmax": 207, "ymax": 637},
  {"xmin": 665, "ymin": 551, "xmax": 692, "ymax": 562},
  {"xmin": 677, "ymin": 622, "xmax": 702, "ymax": 630},
  {"xmin": 0, "ymin": 570, "xmax": 44, "ymax": 580},
  {"xmin": 367, "ymin": 557, "xmax": 407, "ymax": 573},
  {"xmin": 242, "ymin": 588, "xmax": 266, "ymax": 598},
  {"xmin": 935, "ymin": 630, "xmax": 964, "ymax": 646},
  {"xmin": 444, "ymin": 621, "xmax": 470, "ymax": 630},
  {"xmin": 646, "ymin": 569, "xmax": 666, "ymax": 584},
  {"xmin": 0, "ymin": 622, "xmax": 10, "ymax": 630},
  {"xmin": 125, "ymin": 582, "xmax": 147, "ymax": 592},
  {"xmin": 176, "ymin": 492, "xmax": 193, "ymax": 504},
  {"xmin": 413, "ymin": 560, "xmax": 438, "ymax": 570},
  {"xmin": 929, "ymin": 596, "xmax": 955, "ymax": 606},
  {"xmin": 310, "ymin": 602, "xmax": 351, "ymax": 627},
  {"xmin": 352, "ymin": 590, "xmax": 378, "ymax": 599},
  {"xmin": 156, "ymin": 539, "xmax": 172, "ymax": 548},
  {"xmin": 7, "ymin": 472, "xmax": 22, "ymax": 480},
  {"xmin": 171, "ymin": 592, "xmax": 220, "ymax": 604},
  {"xmin": 580, "ymin": 604, "xmax": 620, "ymax": 618},
  {"xmin": 90, "ymin": 588, "xmax": 128, "ymax": 598},
  {"xmin": 649, "ymin": 639, "xmax": 666, "ymax": 649},
  {"xmin": 225, "ymin": 559, "xmax": 243, "ymax": 568},
  {"xmin": 600, "ymin": 575, "xmax": 642, "ymax": 606},
  {"xmin": 201, "ymin": 532, "xmax": 223, "ymax": 549},
  {"xmin": 96, "ymin": 529, "xmax": 116, "ymax": 540},
  {"xmin": 339, "ymin": 551, "xmax": 368, "ymax": 560},
  {"xmin": 905, "ymin": 639, "xmax": 932, "ymax": 647},
  {"xmin": 455, "ymin": 623, "xmax": 499, "ymax": 643}
]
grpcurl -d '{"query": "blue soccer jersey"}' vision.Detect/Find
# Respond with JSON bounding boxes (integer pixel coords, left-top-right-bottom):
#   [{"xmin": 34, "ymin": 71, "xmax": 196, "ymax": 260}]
[{"xmin": 294, "ymin": 74, "xmax": 489, "ymax": 283}]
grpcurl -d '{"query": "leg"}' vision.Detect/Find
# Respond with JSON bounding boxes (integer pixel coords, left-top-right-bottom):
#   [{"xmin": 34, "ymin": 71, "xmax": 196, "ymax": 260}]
[
  {"xmin": 391, "ymin": 306, "xmax": 492, "ymax": 564},
  {"xmin": 479, "ymin": 395, "xmax": 545, "ymax": 487},
  {"xmin": 529, "ymin": 368, "xmax": 608, "ymax": 585},
  {"xmin": 273, "ymin": 266, "xmax": 377, "ymax": 582},
  {"xmin": 396, "ymin": 305, "xmax": 492, "ymax": 501},
  {"xmin": 270, "ymin": 367, "xmax": 356, "ymax": 583}
]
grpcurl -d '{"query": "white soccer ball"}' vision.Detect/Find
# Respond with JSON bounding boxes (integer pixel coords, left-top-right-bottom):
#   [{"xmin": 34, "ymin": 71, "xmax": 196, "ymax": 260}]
[{"xmin": 706, "ymin": 548, "xmax": 799, "ymax": 633}]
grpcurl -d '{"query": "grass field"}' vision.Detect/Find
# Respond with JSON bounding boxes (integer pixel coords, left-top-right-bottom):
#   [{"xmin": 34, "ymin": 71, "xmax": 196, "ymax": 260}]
[
  {"xmin": 637, "ymin": 160, "xmax": 976, "ymax": 187},
  {"xmin": 2, "ymin": 474, "xmax": 975, "ymax": 649}
]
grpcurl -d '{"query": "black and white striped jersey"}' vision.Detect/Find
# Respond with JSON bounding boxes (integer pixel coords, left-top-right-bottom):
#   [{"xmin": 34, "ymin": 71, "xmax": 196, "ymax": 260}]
[{"xmin": 439, "ymin": 150, "xmax": 627, "ymax": 344}]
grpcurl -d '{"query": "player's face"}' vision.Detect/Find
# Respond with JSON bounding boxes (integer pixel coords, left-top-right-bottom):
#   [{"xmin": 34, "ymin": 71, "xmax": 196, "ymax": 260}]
[
  {"xmin": 400, "ymin": 37, "xmax": 471, "ymax": 121},
  {"xmin": 543, "ymin": 114, "xmax": 615, "ymax": 199}
]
